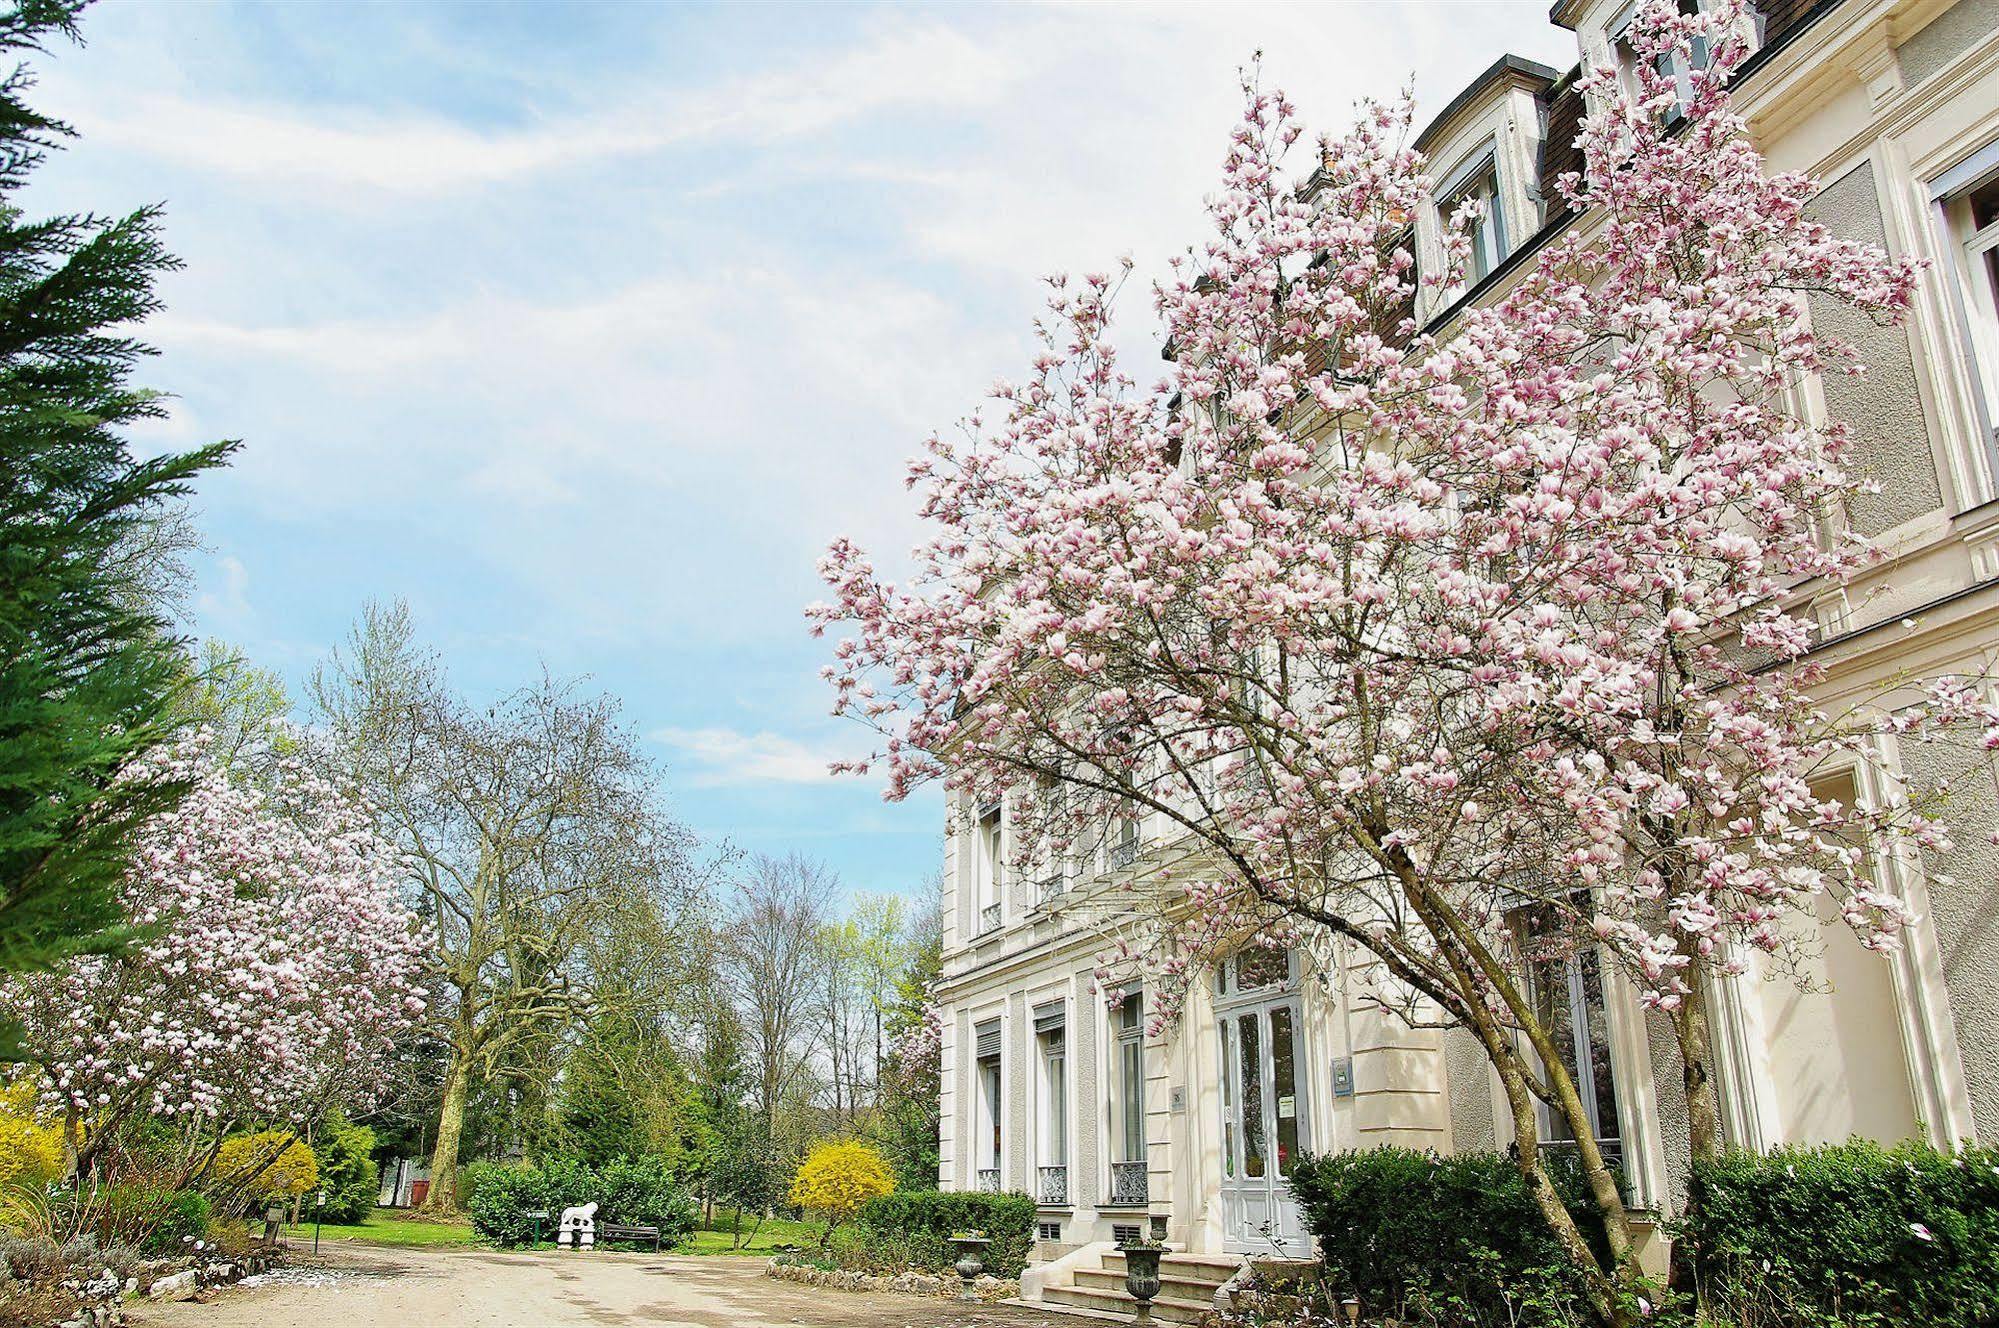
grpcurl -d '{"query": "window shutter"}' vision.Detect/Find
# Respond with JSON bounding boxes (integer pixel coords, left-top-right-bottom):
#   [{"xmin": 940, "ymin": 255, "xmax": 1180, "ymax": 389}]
[
  {"xmin": 1033, "ymin": 1002, "xmax": 1066, "ymax": 1036},
  {"xmin": 975, "ymin": 1019, "xmax": 1002, "ymax": 1060}
]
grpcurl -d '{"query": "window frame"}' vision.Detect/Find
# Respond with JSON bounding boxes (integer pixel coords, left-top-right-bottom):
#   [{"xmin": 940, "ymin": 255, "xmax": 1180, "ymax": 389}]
[
  {"xmin": 1933, "ymin": 139, "xmax": 1999, "ymax": 476},
  {"xmin": 1506, "ymin": 900, "xmax": 1626, "ymax": 1165},
  {"xmin": 1034, "ymin": 1007, "xmax": 1069, "ymax": 1188},
  {"xmin": 1435, "ymin": 145, "xmax": 1508, "ymax": 290},
  {"xmin": 973, "ymin": 801, "xmax": 1004, "ymax": 934},
  {"xmin": 1105, "ymin": 986, "xmax": 1147, "ymax": 1203},
  {"xmin": 971, "ymin": 1017, "xmax": 1004, "ymax": 1190}
]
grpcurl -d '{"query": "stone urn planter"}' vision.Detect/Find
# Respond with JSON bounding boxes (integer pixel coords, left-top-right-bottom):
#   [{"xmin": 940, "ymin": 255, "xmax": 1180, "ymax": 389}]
[
  {"xmin": 1120, "ymin": 1242, "xmax": 1166, "ymax": 1322},
  {"xmin": 949, "ymin": 1232, "xmax": 989, "ymax": 1303}
]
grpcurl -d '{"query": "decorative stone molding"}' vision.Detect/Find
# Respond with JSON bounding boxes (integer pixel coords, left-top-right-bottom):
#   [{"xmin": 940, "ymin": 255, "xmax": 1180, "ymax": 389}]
[{"xmin": 1848, "ymin": 22, "xmax": 1904, "ymax": 111}]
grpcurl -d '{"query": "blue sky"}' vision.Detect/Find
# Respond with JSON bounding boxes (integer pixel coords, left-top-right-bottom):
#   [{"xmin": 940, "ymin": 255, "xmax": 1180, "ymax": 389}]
[{"xmin": 25, "ymin": 0, "xmax": 1575, "ymax": 906}]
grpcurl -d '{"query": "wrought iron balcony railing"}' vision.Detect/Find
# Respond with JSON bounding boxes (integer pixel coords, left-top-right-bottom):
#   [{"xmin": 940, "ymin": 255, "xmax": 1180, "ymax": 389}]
[
  {"xmin": 1108, "ymin": 1160, "xmax": 1148, "ymax": 1206},
  {"xmin": 977, "ymin": 902, "xmax": 1002, "ymax": 936},
  {"xmin": 1038, "ymin": 1165, "xmax": 1068, "ymax": 1206},
  {"xmin": 1109, "ymin": 837, "xmax": 1139, "ymax": 870},
  {"xmin": 976, "ymin": 1168, "xmax": 1001, "ymax": 1193},
  {"xmin": 1037, "ymin": 873, "xmax": 1066, "ymax": 905},
  {"xmin": 1537, "ymin": 1137, "xmax": 1625, "ymax": 1171}
]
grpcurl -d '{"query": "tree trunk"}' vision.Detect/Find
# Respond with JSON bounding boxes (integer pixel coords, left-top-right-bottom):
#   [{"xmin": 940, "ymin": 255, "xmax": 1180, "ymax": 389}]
[
  {"xmin": 422, "ymin": 1054, "xmax": 471, "ymax": 1214},
  {"xmin": 1673, "ymin": 953, "xmax": 1725, "ymax": 1167},
  {"xmin": 1396, "ymin": 862, "xmax": 1638, "ymax": 1328}
]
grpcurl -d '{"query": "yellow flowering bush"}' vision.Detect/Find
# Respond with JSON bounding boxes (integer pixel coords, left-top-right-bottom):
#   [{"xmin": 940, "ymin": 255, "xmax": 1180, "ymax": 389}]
[
  {"xmin": 215, "ymin": 1131, "xmax": 318, "ymax": 1206},
  {"xmin": 788, "ymin": 1140, "xmax": 893, "ymax": 1243},
  {"xmin": 0, "ymin": 1076, "xmax": 62, "ymax": 1190}
]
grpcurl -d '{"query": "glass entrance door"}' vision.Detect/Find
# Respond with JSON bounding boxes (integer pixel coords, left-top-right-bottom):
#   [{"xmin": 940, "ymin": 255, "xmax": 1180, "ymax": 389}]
[{"xmin": 1218, "ymin": 986, "xmax": 1309, "ymax": 1256}]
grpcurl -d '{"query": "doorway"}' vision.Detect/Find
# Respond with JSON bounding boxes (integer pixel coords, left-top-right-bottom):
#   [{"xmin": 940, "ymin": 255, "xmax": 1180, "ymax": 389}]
[{"xmin": 1215, "ymin": 950, "xmax": 1310, "ymax": 1257}]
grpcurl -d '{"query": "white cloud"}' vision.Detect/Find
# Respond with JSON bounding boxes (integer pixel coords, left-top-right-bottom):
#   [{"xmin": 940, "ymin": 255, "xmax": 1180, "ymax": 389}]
[
  {"xmin": 66, "ymin": 19, "xmax": 1030, "ymax": 199},
  {"xmin": 654, "ymin": 725, "xmax": 851, "ymax": 786},
  {"xmin": 194, "ymin": 553, "xmax": 255, "ymax": 635}
]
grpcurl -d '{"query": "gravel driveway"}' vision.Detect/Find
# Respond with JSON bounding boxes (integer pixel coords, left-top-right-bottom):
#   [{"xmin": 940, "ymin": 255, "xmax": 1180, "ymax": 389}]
[{"xmin": 127, "ymin": 1244, "xmax": 1089, "ymax": 1328}]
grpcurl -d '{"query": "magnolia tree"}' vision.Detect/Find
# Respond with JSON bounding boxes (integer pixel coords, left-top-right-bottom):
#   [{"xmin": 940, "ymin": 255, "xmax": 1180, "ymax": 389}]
[
  {"xmin": 813, "ymin": 2, "xmax": 1997, "ymax": 1318},
  {"xmin": 3, "ymin": 735, "xmax": 429, "ymax": 1179}
]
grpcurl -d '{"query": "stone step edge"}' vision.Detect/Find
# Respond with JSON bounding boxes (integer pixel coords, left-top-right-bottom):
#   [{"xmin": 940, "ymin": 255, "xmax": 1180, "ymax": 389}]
[
  {"xmin": 1042, "ymin": 1284, "xmax": 1215, "ymax": 1311},
  {"xmin": 1073, "ymin": 1269, "xmax": 1226, "ymax": 1294}
]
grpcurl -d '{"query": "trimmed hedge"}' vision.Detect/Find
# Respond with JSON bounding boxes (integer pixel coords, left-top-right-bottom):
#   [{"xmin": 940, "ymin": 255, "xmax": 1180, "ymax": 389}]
[
  {"xmin": 1684, "ymin": 1138, "xmax": 1999, "ymax": 1328},
  {"xmin": 466, "ymin": 1157, "xmax": 695, "ymax": 1249},
  {"xmin": 847, "ymin": 1189, "xmax": 1037, "ymax": 1278},
  {"xmin": 1287, "ymin": 1147, "xmax": 1613, "ymax": 1328}
]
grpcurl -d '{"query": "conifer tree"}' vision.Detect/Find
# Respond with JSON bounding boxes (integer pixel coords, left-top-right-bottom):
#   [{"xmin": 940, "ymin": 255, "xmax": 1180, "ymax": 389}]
[{"xmin": 0, "ymin": 0, "xmax": 234, "ymax": 1018}]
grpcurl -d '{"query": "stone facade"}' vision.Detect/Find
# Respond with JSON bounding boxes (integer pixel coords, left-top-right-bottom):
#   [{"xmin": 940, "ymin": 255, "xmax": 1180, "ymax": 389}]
[{"xmin": 934, "ymin": 0, "xmax": 1999, "ymax": 1287}]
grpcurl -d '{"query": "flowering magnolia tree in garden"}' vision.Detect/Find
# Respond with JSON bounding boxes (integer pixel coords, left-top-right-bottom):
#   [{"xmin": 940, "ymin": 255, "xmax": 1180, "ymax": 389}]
[
  {"xmin": 1, "ymin": 735, "xmax": 428, "ymax": 1182},
  {"xmin": 812, "ymin": 1, "xmax": 1999, "ymax": 1318}
]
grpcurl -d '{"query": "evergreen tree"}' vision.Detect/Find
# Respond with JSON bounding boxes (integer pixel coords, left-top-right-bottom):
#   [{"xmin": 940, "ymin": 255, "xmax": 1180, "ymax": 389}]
[{"xmin": 0, "ymin": 0, "xmax": 234, "ymax": 1026}]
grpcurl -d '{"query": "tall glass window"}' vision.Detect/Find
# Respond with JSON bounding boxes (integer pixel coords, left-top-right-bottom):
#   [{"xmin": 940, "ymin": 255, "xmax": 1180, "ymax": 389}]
[
  {"xmin": 1107, "ymin": 990, "xmax": 1148, "ymax": 1205},
  {"xmin": 1035, "ymin": 1008, "xmax": 1068, "ymax": 1206},
  {"xmin": 1514, "ymin": 906, "xmax": 1623, "ymax": 1162},
  {"xmin": 973, "ymin": 1018, "xmax": 1002, "ymax": 1191}
]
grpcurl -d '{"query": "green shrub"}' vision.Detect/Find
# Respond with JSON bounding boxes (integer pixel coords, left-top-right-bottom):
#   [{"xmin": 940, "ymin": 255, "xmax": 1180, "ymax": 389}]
[
  {"xmin": 97, "ymin": 1188, "xmax": 212, "ymax": 1256},
  {"xmin": 467, "ymin": 1159, "xmax": 590, "ymax": 1247},
  {"xmin": 1286, "ymin": 1147, "xmax": 1612, "ymax": 1328},
  {"xmin": 594, "ymin": 1155, "xmax": 697, "ymax": 1246},
  {"xmin": 1684, "ymin": 1138, "xmax": 1999, "ymax": 1328},
  {"xmin": 848, "ymin": 1189, "xmax": 1036, "ymax": 1278},
  {"xmin": 459, "ymin": 1160, "xmax": 502, "ymax": 1211},
  {"xmin": 314, "ymin": 1116, "xmax": 379, "ymax": 1224},
  {"xmin": 465, "ymin": 1157, "xmax": 695, "ymax": 1249}
]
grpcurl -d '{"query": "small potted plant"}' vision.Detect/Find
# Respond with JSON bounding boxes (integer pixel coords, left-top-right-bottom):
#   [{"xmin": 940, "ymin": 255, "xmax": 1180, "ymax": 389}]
[{"xmin": 949, "ymin": 1230, "xmax": 990, "ymax": 1302}]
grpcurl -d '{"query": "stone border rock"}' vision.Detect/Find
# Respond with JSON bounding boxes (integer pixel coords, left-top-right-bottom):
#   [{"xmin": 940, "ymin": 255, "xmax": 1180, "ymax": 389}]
[{"xmin": 765, "ymin": 1256, "xmax": 1017, "ymax": 1304}]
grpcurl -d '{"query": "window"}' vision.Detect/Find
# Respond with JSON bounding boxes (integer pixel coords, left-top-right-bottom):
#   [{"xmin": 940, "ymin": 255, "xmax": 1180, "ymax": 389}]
[
  {"xmin": 1037, "ymin": 787, "xmax": 1068, "ymax": 905},
  {"xmin": 1034, "ymin": 1005, "xmax": 1068, "ymax": 1205},
  {"xmin": 1512, "ymin": 905, "xmax": 1623, "ymax": 1165},
  {"xmin": 1109, "ymin": 814, "xmax": 1140, "ymax": 870},
  {"xmin": 1613, "ymin": 0, "xmax": 1720, "ymax": 124},
  {"xmin": 973, "ymin": 802, "xmax": 1003, "ymax": 935},
  {"xmin": 1218, "ymin": 946, "xmax": 1292, "ymax": 998},
  {"xmin": 973, "ymin": 1019, "xmax": 1002, "ymax": 1191},
  {"xmin": 1107, "ymin": 989, "xmax": 1148, "ymax": 1205},
  {"xmin": 1438, "ymin": 151, "xmax": 1507, "ymax": 291},
  {"xmin": 1937, "ymin": 143, "xmax": 1999, "ymax": 458}
]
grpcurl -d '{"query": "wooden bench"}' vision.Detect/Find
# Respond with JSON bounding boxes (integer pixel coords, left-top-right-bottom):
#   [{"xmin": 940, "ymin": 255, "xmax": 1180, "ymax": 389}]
[{"xmin": 598, "ymin": 1222, "xmax": 664, "ymax": 1251}]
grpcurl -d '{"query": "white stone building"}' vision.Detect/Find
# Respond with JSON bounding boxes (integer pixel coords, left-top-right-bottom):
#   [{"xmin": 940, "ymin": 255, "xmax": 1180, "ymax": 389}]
[{"xmin": 932, "ymin": 0, "xmax": 1999, "ymax": 1317}]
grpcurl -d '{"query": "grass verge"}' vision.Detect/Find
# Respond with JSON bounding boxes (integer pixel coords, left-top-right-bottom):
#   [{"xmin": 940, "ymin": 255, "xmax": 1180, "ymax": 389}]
[
  {"xmin": 283, "ymin": 1207, "xmax": 479, "ymax": 1249},
  {"xmin": 680, "ymin": 1213, "xmax": 826, "ymax": 1256}
]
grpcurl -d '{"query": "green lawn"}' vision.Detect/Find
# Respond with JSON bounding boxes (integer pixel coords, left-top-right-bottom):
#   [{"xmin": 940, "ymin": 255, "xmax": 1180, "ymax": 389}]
[
  {"xmin": 284, "ymin": 1208, "xmax": 480, "ymax": 1248},
  {"xmin": 680, "ymin": 1212, "xmax": 826, "ymax": 1256},
  {"xmin": 280, "ymin": 1207, "xmax": 826, "ymax": 1256}
]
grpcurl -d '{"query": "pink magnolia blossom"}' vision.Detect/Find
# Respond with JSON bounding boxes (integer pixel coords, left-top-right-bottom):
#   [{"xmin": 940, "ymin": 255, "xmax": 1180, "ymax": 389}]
[
  {"xmin": 809, "ymin": 0, "xmax": 1993, "ymax": 1038},
  {"xmin": 4, "ymin": 735, "xmax": 429, "ymax": 1142}
]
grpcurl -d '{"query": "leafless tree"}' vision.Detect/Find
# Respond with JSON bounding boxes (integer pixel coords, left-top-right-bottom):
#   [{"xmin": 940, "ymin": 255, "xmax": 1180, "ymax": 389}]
[
  {"xmin": 721, "ymin": 852, "xmax": 833, "ymax": 1146},
  {"xmin": 309, "ymin": 600, "xmax": 698, "ymax": 1211}
]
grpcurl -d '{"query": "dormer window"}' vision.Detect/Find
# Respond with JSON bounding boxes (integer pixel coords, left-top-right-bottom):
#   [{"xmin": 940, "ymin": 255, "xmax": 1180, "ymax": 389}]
[
  {"xmin": 1437, "ymin": 146, "xmax": 1508, "ymax": 300},
  {"xmin": 1610, "ymin": 0, "xmax": 1746, "ymax": 124}
]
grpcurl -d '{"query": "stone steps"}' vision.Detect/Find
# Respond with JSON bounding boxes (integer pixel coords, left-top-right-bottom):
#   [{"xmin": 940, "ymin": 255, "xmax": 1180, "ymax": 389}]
[
  {"xmin": 1102, "ymin": 1250, "xmax": 1243, "ymax": 1286},
  {"xmin": 1032, "ymin": 1248, "xmax": 1242, "ymax": 1323},
  {"xmin": 1074, "ymin": 1268, "xmax": 1220, "ymax": 1299},
  {"xmin": 1041, "ymin": 1283, "xmax": 1213, "ymax": 1324}
]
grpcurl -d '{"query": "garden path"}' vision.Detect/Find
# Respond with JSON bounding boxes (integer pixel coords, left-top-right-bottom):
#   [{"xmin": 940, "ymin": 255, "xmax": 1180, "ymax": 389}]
[{"xmin": 127, "ymin": 1244, "xmax": 1084, "ymax": 1328}]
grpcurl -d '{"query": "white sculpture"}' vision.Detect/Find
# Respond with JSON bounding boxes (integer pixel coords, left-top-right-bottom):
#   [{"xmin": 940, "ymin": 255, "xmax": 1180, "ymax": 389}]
[{"xmin": 558, "ymin": 1202, "xmax": 598, "ymax": 1251}]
